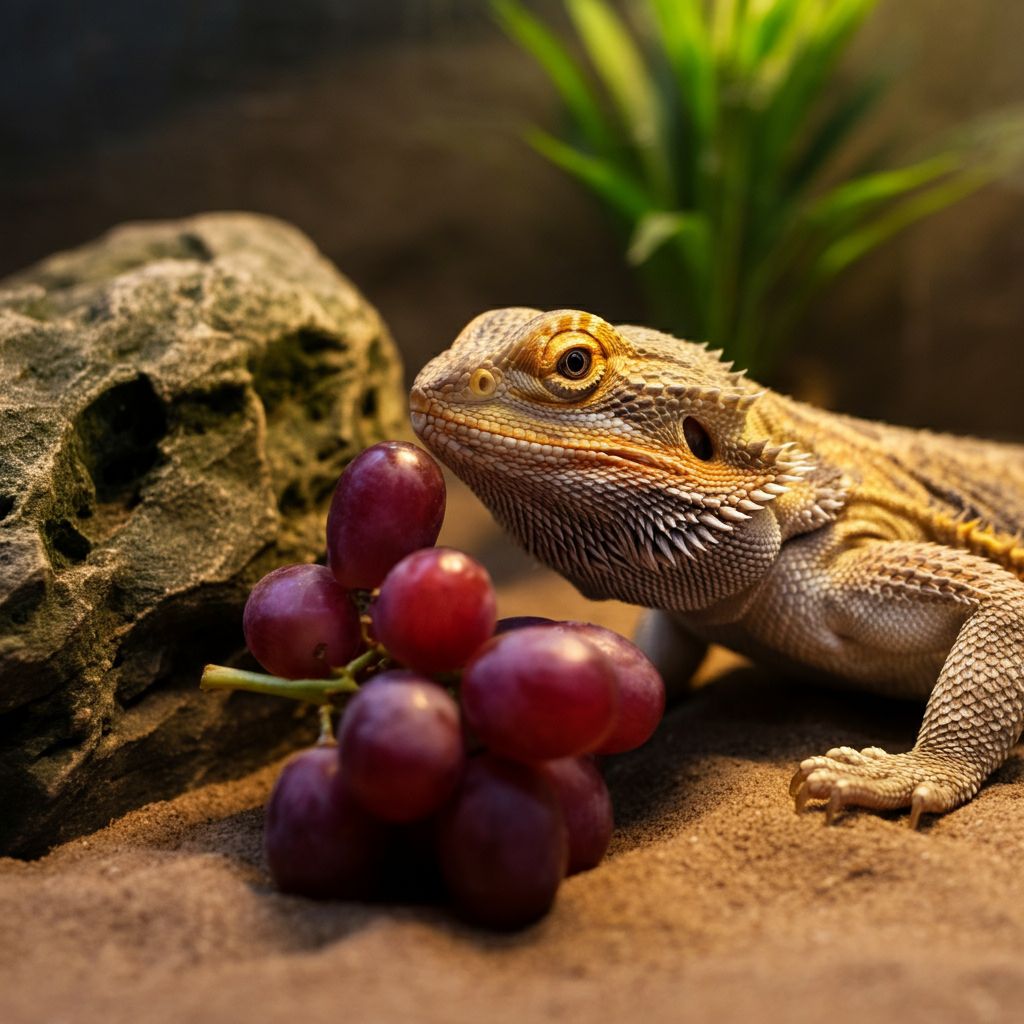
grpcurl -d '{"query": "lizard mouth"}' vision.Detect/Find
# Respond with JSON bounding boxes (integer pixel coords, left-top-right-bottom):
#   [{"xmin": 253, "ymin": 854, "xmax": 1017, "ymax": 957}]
[
  {"xmin": 410, "ymin": 394, "xmax": 687, "ymax": 478},
  {"xmin": 602, "ymin": 448, "xmax": 659, "ymax": 468}
]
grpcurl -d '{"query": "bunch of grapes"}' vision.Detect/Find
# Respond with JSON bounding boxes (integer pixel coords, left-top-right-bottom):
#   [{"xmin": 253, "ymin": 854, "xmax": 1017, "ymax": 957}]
[{"xmin": 202, "ymin": 441, "xmax": 665, "ymax": 928}]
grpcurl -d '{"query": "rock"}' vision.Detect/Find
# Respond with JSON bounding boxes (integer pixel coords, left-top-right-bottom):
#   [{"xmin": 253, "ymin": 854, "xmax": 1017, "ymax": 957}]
[{"xmin": 0, "ymin": 212, "xmax": 406, "ymax": 857}]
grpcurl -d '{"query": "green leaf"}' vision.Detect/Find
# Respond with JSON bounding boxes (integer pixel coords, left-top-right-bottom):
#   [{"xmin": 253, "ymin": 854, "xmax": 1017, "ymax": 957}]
[
  {"xmin": 492, "ymin": 0, "xmax": 617, "ymax": 155},
  {"xmin": 784, "ymin": 72, "xmax": 889, "ymax": 197},
  {"xmin": 627, "ymin": 209, "xmax": 711, "ymax": 277},
  {"xmin": 711, "ymin": 0, "xmax": 742, "ymax": 58},
  {"xmin": 815, "ymin": 167, "xmax": 990, "ymax": 281},
  {"xmin": 648, "ymin": 0, "xmax": 715, "ymax": 145},
  {"xmin": 566, "ymin": 0, "xmax": 674, "ymax": 202},
  {"xmin": 809, "ymin": 153, "xmax": 959, "ymax": 226},
  {"xmin": 527, "ymin": 128, "xmax": 655, "ymax": 222},
  {"xmin": 746, "ymin": 0, "xmax": 806, "ymax": 64},
  {"xmin": 757, "ymin": 0, "xmax": 880, "ymax": 182}
]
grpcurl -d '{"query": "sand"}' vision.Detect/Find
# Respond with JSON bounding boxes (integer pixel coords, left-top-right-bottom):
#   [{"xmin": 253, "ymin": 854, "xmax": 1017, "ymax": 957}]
[{"xmin": 5, "ymin": 484, "xmax": 1024, "ymax": 1024}]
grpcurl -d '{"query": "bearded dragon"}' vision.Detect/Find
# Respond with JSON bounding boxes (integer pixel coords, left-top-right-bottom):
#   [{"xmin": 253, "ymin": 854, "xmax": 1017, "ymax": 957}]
[{"xmin": 410, "ymin": 307, "xmax": 1024, "ymax": 828}]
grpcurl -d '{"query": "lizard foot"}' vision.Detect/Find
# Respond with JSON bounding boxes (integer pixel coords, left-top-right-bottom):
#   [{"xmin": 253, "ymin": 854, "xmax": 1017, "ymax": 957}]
[{"xmin": 789, "ymin": 748, "xmax": 973, "ymax": 828}]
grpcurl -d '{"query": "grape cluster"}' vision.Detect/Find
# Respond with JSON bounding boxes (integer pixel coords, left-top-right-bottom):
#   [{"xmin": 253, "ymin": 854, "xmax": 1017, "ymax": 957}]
[{"xmin": 204, "ymin": 441, "xmax": 665, "ymax": 928}]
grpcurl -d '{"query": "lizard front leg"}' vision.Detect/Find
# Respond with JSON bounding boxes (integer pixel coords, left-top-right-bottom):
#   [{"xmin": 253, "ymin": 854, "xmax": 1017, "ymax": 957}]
[
  {"xmin": 756, "ymin": 539, "xmax": 1024, "ymax": 827},
  {"xmin": 633, "ymin": 609, "xmax": 709, "ymax": 704}
]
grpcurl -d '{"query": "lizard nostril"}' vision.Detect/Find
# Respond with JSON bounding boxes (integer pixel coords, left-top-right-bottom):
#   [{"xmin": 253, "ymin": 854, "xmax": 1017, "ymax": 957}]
[{"xmin": 470, "ymin": 368, "xmax": 496, "ymax": 397}]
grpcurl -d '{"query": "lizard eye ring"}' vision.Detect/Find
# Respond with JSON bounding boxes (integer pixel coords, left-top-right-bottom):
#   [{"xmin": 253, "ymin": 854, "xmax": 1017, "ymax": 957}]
[
  {"xmin": 470, "ymin": 368, "xmax": 496, "ymax": 397},
  {"xmin": 557, "ymin": 347, "xmax": 592, "ymax": 380},
  {"xmin": 536, "ymin": 329, "xmax": 608, "ymax": 402}
]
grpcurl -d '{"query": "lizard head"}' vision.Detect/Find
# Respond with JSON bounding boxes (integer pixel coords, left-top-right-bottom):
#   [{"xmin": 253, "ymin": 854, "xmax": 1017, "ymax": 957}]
[{"xmin": 410, "ymin": 308, "xmax": 815, "ymax": 611}]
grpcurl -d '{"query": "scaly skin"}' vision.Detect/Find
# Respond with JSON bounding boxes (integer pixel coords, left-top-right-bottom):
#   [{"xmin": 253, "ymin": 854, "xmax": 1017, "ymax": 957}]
[{"xmin": 411, "ymin": 308, "xmax": 1024, "ymax": 827}]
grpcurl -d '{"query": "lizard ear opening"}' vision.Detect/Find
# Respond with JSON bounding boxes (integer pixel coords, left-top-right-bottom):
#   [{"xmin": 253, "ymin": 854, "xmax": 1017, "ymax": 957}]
[{"xmin": 683, "ymin": 417, "xmax": 713, "ymax": 461}]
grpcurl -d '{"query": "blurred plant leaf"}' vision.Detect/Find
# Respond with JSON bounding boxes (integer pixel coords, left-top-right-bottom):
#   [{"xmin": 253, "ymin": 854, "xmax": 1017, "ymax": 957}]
[
  {"xmin": 496, "ymin": 0, "xmax": 1024, "ymax": 378},
  {"xmin": 784, "ymin": 73, "xmax": 889, "ymax": 198},
  {"xmin": 814, "ymin": 106, "xmax": 1024, "ymax": 280},
  {"xmin": 648, "ymin": 0, "xmax": 714, "ymax": 148},
  {"xmin": 527, "ymin": 128, "xmax": 654, "ymax": 220},
  {"xmin": 627, "ymin": 209, "xmax": 711, "ymax": 278},
  {"xmin": 492, "ymin": 0, "xmax": 617, "ymax": 154},
  {"xmin": 566, "ymin": 0, "xmax": 674, "ymax": 201}
]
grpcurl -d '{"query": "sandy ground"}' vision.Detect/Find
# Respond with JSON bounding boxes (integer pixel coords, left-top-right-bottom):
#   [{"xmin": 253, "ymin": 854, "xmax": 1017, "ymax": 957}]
[{"xmin": 5, "ymin": 482, "xmax": 1024, "ymax": 1024}]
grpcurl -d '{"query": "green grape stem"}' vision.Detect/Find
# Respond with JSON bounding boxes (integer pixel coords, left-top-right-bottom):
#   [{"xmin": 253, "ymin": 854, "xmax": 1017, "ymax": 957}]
[
  {"xmin": 199, "ymin": 644, "xmax": 387, "ymax": 706},
  {"xmin": 332, "ymin": 644, "xmax": 388, "ymax": 681},
  {"xmin": 199, "ymin": 643, "xmax": 466, "ymax": 712}
]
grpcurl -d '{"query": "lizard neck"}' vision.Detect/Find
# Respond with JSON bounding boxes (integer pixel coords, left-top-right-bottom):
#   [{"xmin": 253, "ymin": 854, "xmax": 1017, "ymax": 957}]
[{"xmin": 443, "ymin": 437, "xmax": 787, "ymax": 613}]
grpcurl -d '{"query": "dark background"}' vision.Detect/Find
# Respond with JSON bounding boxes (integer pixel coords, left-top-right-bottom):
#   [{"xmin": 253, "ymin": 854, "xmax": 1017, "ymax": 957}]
[{"xmin": 2, "ymin": 0, "xmax": 1023, "ymax": 434}]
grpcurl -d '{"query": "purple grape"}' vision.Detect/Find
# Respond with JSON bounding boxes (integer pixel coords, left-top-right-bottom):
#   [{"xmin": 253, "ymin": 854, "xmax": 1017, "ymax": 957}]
[
  {"xmin": 435, "ymin": 754, "xmax": 568, "ymax": 928},
  {"xmin": 327, "ymin": 441, "xmax": 446, "ymax": 590},
  {"xmin": 243, "ymin": 564, "xmax": 362, "ymax": 679},
  {"xmin": 550, "ymin": 623, "xmax": 666, "ymax": 754},
  {"xmin": 461, "ymin": 627, "xmax": 618, "ymax": 763},
  {"xmin": 539, "ymin": 756, "xmax": 614, "ymax": 875},
  {"xmin": 264, "ymin": 747, "xmax": 388, "ymax": 899},
  {"xmin": 372, "ymin": 548, "xmax": 497, "ymax": 673},
  {"xmin": 338, "ymin": 670, "xmax": 465, "ymax": 822}
]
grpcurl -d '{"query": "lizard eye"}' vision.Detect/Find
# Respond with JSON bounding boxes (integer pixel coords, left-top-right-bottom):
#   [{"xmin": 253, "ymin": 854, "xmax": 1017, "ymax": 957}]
[
  {"xmin": 683, "ymin": 417, "xmax": 713, "ymax": 461},
  {"xmin": 536, "ymin": 329, "xmax": 607, "ymax": 402},
  {"xmin": 557, "ymin": 347, "xmax": 592, "ymax": 380}
]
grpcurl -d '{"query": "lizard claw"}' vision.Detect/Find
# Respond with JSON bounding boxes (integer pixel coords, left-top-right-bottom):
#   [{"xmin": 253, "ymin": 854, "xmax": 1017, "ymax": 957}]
[
  {"xmin": 824, "ymin": 779, "xmax": 854, "ymax": 825},
  {"xmin": 788, "ymin": 747, "xmax": 892, "ymax": 799},
  {"xmin": 909, "ymin": 782, "xmax": 944, "ymax": 829},
  {"xmin": 789, "ymin": 756, "xmax": 823, "ymax": 797},
  {"xmin": 793, "ymin": 771, "xmax": 855, "ymax": 824},
  {"xmin": 789, "ymin": 749, "xmax": 972, "ymax": 825}
]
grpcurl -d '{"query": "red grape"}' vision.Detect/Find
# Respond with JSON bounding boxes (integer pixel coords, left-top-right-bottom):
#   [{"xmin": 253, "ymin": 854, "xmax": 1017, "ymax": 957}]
[
  {"xmin": 461, "ymin": 626, "xmax": 618, "ymax": 762},
  {"xmin": 243, "ymin": 564, "xmax": 362, "ymax": 679},
  {"xmin": 264, "ymin": 747, "xmax": 388, "ymax": 899},
  {"xmin": 550, "ymin": 623, "xmax": 666, "ymax": 754},
  {"xmin": 435, "ymin": 754, "xmax": 568, "ymax": 928},
  {"xmin": 337, "ymin": 670, "xmax": 465, "ymax": 822},
  {"xmin": 327, "ymin": 441, "xmax": 446, "ymax": 590},
  {"xmin": 373, "ymin": 548, "xmax": 497, "ymax": 673},
  {"xmin": 539, "ymin": 756, "xmax": 614, "ymax": 875}
]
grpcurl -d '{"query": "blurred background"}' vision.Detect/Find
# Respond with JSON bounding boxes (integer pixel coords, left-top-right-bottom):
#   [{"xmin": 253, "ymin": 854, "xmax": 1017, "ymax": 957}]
[{"xmin": 2, "ymin": 0, "xmax": 1023, "ymax": 435}]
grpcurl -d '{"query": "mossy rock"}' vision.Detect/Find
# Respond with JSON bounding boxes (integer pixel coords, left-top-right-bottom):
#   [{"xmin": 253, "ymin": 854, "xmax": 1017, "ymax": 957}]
[{"xmin": 0, "ymin": 212, "xmax": 406, "ymax": 857}]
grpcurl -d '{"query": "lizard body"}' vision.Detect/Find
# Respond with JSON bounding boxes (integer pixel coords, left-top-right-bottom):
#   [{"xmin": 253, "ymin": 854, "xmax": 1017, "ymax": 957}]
[{"xmin": 410, "ymin": 307, "xmax": 1024, "ymax": 826}]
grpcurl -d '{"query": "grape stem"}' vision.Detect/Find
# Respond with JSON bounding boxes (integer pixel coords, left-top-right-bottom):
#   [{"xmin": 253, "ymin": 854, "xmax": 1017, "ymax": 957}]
[
  {"xmin": 331, "ymin": 644, "xmax": 386, "ymax": 680},
  {"xmin": 200, "ymin": 665, "xmax": 361, "ymax": 705}
]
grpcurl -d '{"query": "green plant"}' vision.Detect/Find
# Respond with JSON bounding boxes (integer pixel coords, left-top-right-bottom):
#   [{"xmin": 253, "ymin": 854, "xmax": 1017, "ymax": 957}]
[{"xmin": 495, "ymin": 0, "xmax": 1024, "ymax": 377}]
